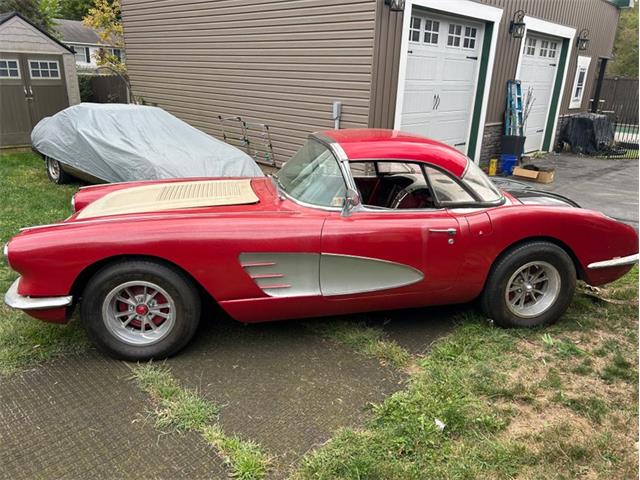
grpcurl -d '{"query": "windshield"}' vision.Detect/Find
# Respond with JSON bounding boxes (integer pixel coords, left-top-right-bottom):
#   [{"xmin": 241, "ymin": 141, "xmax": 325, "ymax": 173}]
[
  {"xmin": 276, "ymin": 140, "xmax": 347, "ymax": 207},
  {"xmin": 461, "ymin": 160, "xmax": 503, "ymax": 202}
]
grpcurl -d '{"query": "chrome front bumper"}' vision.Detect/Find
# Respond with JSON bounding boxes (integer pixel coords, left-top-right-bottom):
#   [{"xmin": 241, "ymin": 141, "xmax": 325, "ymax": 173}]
[
  {"xmin": 587, "ymin": 254, "xmax": 639, "ymax": 270},
  {"xmin": 4, "ymin": 278, "xmax": 73, "ymax": 310}
]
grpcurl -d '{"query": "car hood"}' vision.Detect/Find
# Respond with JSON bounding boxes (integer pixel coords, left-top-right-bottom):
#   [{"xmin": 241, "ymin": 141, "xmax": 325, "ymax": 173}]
[{"xmin": 75, "ymin": 178, "xmax": 261, "ymax": 220}]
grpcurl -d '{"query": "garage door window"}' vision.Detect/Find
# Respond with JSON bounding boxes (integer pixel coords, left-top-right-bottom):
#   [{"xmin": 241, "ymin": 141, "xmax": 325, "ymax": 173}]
[
  {"xmin": 447, "ymin": 24, "xmax": 462, "ymax": 47},
  {"xmin": 463, "ymin": 27, "xmax": 477, "ymax": 49},
  {"xmin": 0, "ymin": 59, "xmax": 20, "ymax": 78},
  {"xmin": 525, "ymin": 37, "xmax": 537, "ymax": 55},
  {"xmin": 409, "ymin": 16, "xmax": 421, "ymax": 42},
  {"xmin": 548, "ymin": 41, "xmax": 558, "ymax": 58},
  {"xmin": 29, "ymin": 60, "xmax": 60, "ymax": 79},
  {"xmin": 423, "ymin": 19, "xmax": 440, "ymax": 44},
  {"xmin": 569, "ymin": 56, "xmax": 592, "ymax": 109},
  {"xmin": 539, "ymin": 40, "xmax": 550, "ymax": 57}
]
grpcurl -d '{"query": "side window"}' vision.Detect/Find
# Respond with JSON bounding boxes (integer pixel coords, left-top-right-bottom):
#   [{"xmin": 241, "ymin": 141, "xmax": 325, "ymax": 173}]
[
  {"xmin": 569, "ymin": 56, "xmax": 591, "ymax": 109},
  {"xmin": 351, "ymin": 161, "xmax": 435, "ymax": 210},
  {"xmin": 0, "ymin": 59, "xmax": 20, "ymax": 78},
  {"xmin": 424, "ymin": 166, "xmax": 474, "ymax": 204},
  {"xmin": 29, "ymin": 60, "xmax": 60, "ymax": 79}
]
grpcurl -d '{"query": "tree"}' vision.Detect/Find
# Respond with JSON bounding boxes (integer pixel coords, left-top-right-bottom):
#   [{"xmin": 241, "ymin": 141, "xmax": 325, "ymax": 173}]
[
  {"xmin": 58, "ymin": 0, "xmax": 93, "ymax": 20},
  {"xmin": 608, "ymin": 3, "xmax": 639, "ymax": 77},
  {"xmin": 0, "ymin": 0, "xmax": 59, "ymax": 33},
  {"xmin": 83, "ymin": 0, "xmax": 125, "ymax": 73}
]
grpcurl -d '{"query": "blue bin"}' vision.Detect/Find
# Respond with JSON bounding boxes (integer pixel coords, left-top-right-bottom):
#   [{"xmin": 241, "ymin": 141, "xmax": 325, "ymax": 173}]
[{"xmin": 499, "ymin": 154, "xmax": 518, "ymax": 175}]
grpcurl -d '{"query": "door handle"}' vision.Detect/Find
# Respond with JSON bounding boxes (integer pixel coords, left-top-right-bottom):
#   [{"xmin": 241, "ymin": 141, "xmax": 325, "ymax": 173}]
[
  {"xmin": 28, "ymin": 85, "xmax": 33, "ymax": 96},
  {"xmin": 429, "ymin": 228, "xmax": 457, "ymax": 236},
  {"xmin": 23, "ymin": 86, "xmax": 28, "ymax": 97},
  {"xmin": 433, "ymin": 94, "xmax": 437, "ymax": 109},
  {"xmin": 436, "ymin": 94, "xmax": 441, "ymax": 110}
]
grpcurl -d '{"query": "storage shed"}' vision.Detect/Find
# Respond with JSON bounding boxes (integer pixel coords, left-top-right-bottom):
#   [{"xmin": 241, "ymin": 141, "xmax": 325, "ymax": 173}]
[
  {"xmin": 120, "ymin": 0, "xmax": 630, "ymax": 165},
  {"xmin": 0, "ymin": 12, "xmax": 80, "ymax": 148}
]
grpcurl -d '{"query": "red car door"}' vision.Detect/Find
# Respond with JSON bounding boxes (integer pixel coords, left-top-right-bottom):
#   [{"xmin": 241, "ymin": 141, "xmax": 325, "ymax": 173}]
[{"xmin": 320, "ymin": 208, "xmax": 464, "ymax": 305}]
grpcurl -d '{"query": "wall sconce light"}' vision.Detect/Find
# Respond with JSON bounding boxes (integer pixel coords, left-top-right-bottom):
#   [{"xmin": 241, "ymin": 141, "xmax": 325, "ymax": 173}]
[
  {"xmin": 509, "ymin": 10, "xmax": 526, "ymax": 39},
  {"xmin": 577, "ymin": 29, "xmax": 590, "ymax": 50},
  {"xmin": 384, "ymin": 0, "xmax": 405, "ymax": 11}
]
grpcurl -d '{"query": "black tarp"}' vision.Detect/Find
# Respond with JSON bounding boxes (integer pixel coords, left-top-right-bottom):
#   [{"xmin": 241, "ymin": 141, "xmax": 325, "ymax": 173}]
[{"xmin": 557, "ymin": 113, "xmax": 614, "ymax": 155}]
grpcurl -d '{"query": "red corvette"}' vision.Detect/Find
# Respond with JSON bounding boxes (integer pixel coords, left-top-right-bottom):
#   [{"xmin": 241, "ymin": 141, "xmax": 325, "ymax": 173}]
[{"xmin": 4, "ymin": 130, "xmax": 638, "ymax": 360}]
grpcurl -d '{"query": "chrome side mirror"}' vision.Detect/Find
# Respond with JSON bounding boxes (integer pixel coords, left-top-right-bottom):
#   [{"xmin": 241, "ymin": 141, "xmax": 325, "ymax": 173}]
[{"xmin": 341, "ymin": 187, "xmax": 361, "ymax": 217}]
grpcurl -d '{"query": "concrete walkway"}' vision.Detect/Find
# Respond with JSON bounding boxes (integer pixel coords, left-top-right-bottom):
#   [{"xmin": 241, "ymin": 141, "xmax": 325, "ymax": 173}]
[
  {"xmin": 525, "ymin": 154, "xmax": 639, "ymax": 228},
  {"xmin": 0, "ymin": 308, "xmax": 454, "ymax": 479}
]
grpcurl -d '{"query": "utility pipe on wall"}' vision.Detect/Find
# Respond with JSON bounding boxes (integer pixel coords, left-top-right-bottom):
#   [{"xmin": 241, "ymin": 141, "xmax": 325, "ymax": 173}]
[{"xmin": 332, "ymin": 101, "xmax": 342, "ymax": 129}]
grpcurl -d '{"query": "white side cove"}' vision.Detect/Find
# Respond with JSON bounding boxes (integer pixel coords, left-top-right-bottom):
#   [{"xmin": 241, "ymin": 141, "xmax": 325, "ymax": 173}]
[
  {"xmin": 239, "ymin": 253, "xmax": 424, "ymax": 298},
  {"xmin": 76, "ymin": 179, "xmax": 259, "ymax": 219}
]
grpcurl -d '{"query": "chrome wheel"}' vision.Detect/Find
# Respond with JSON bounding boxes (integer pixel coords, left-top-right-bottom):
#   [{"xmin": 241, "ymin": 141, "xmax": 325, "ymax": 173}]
[
  {"xmin": 505, "ymin": 261, "xmax": 561, "ymax": 318},
  {"xmin": 46, "ymin": 157, "xmax": 60, "ymax": 180},
  {"xmin": 102, "ymin": 280, "xmax": 176, "ymax": 346}
]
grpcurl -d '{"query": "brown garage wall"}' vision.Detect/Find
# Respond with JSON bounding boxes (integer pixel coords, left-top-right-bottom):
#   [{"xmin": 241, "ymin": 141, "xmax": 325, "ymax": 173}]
[
  {"xmin": 369, "ymin": 0, "xmax": 620, "ymax": 128},
  {"xmin": 121, "ymin": 0, "xmax": 377, "ymax": 164}
]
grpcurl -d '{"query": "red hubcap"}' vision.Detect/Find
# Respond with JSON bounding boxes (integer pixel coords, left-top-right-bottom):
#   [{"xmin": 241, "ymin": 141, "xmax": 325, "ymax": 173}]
[{"xmin": 135, "ymin": 304, "xmax": 149, "ymax": 315}]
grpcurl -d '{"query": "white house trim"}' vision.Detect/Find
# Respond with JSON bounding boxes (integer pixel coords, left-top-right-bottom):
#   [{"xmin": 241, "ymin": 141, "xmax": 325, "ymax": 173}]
[
  {"xmin": 514, "ymin": 16, "xmax": 576, "ymax": 151},
  {"xmin": 393, "ymin": 0, "xmax": 503, "ymax": 162}
]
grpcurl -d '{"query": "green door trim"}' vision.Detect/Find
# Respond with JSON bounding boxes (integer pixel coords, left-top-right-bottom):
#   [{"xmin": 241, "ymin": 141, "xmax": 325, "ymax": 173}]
[
  {"xmin": 467, "ymin": 21, "xmax": 493, "ymax": 161},
  {"xmin": 542, "ymin": 37, "xmax": 569, "ymax": 151}
]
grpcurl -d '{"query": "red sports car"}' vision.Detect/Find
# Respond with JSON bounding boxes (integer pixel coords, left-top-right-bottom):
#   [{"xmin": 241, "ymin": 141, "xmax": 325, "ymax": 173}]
[{"xmin": 4, "ymin": 130, "xmax": 638, "ymax": 360}]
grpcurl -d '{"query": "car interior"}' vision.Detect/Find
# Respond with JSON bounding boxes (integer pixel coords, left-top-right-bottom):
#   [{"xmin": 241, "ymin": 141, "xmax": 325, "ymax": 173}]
[{"xmin": 351, "ymin": 161, "xmax": 436, "ymax": 209}]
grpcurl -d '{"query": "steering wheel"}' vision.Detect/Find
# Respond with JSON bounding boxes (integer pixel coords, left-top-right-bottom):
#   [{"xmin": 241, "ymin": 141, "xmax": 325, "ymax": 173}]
[{"xmin": 390, "ymin": 186, "xmax": 434, "ymax": 209}]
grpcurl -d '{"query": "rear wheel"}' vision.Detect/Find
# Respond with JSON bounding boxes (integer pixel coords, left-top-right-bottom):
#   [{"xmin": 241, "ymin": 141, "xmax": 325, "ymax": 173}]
[
  {"xmin": 481, "ymin": 241, "xmax": 576, "ymax": 328},
  {"xmin": 45, "ymin": 156, "xmax": 73, "ymax": 184},
  {"xmin": 81, "ymin": 260, "xmax": 201, "ymax": 360}
]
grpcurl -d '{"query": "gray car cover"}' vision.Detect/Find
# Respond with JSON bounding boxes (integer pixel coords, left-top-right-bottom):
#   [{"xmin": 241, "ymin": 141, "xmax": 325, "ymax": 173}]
[{"xmin": 31, "ymin": 103, "xmax": 264, "ymax": 182}]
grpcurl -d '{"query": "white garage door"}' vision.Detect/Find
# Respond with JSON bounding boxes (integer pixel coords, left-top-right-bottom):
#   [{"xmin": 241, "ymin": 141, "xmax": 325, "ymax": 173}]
[
  {"xmin": 518, "ymin": 33, "xmax": 560, "ymax": 152},
  {"xmin": 400, "ymin": 11, "xmax": 484, "ymax": 153}
]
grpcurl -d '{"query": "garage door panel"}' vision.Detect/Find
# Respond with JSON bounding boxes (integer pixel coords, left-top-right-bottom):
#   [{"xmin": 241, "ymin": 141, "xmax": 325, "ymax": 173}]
[
  {"xmin": 438, "ymin": 89, "xmax": 473, "ymax": 112},
  {"xmin": 402, "ymin": 87, "xmax": 435, "ymax": 114},
  {"xmin": 441, "ymin": 58, "xmax": 477, "ymax": 82},
  {"xmin": 399, "ymin": 10, "xmax": 484, "ymax": 154},
  {"xmin": 519, "ymin": 32, "xmax": 560, "ymax": 153},
  {"xmin": 405, "ymin": 52, "xmax": 438, "ymax": 81}
]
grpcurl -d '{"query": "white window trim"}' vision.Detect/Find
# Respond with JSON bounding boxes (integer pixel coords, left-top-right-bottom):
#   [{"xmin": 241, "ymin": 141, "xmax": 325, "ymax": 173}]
[
  {"xmin": 394, "ymin": 0, "xmax": 503, "ymax": 162},
  {"xmin": 514, "ymin": 16, "xmax": 576, "ymax": 152},
  {"xmin": 28, "ymin": 59, "xmax": 61, "ymax": 80},
  {"xmin": 0, "ymin": 58, "xmax": 21, "ymax": 79},
  {"xmin": 569, "ymin": 56, "xmax": 592, "ymax": 109}
]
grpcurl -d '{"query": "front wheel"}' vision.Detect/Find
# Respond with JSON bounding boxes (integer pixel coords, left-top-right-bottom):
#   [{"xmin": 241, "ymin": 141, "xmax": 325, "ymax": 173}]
[
  {"xmin": 480, "ymin": 241, "xmax": 576, "ymax": 328},
  {"xmin": 81, "ymin": 260, "xmax": 201, "ymax": 360},
  {"xmin": 45, "ymin": 156, "xmax": 73, "ymax": 184}
]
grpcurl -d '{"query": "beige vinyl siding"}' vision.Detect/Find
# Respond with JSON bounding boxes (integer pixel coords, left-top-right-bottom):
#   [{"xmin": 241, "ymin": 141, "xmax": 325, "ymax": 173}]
[
  {"xmin": 121, "ymin": 0, "xmax": 377, "ymax": 164},
  {"xmin": 370, "ymin": 0, "xmax": 620, "ymax": 128}
]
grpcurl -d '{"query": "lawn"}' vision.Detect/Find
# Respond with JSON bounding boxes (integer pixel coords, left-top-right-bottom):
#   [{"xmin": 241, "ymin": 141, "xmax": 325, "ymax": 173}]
[
  {"xmin": 0, "ymin": 152, "xmax": 89, "ymax": 374},
  {"xmin": 0, "ymin": 151, "xmax": 638, "ymax": 479}
]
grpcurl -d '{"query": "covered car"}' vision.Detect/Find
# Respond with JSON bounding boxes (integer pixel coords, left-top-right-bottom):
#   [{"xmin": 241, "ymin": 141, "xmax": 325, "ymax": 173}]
[{"xmin": 31, "ymin": 103, "xmax": 264, "ymax": 184}]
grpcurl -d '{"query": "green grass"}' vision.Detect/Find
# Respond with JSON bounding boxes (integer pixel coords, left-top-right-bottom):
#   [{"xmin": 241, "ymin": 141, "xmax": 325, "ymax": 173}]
[
  {"xmin": 295, "ymin": 268, "xmax": 639, "ymax": 479},
  {"xmin": 0, "ymin": 152, "xmax": 89, "ymax": 375},
  {"xmin": 131, "ymin": 363, "xmax": 270, "ymax": 480},
  {"xmin": 307, "ymin": 319, "xmax": 412, "ymax": 369}
]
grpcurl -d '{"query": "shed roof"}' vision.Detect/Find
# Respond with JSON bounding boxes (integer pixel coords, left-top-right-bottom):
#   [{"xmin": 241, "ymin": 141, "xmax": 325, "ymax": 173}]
[{"xmin": 0, "ymin": 11, "xmax": 74, "ymax": 53}]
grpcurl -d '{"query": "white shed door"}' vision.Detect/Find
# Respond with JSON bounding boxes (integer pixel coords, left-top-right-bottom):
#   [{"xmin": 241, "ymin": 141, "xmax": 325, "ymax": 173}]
[
  {"xmin": 518, "ymin": 33, "xmax": 561, "ymax": 152},
  {"xmin": 400, "ymin": 12, "xmax": 484, "ymax": 153}
]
